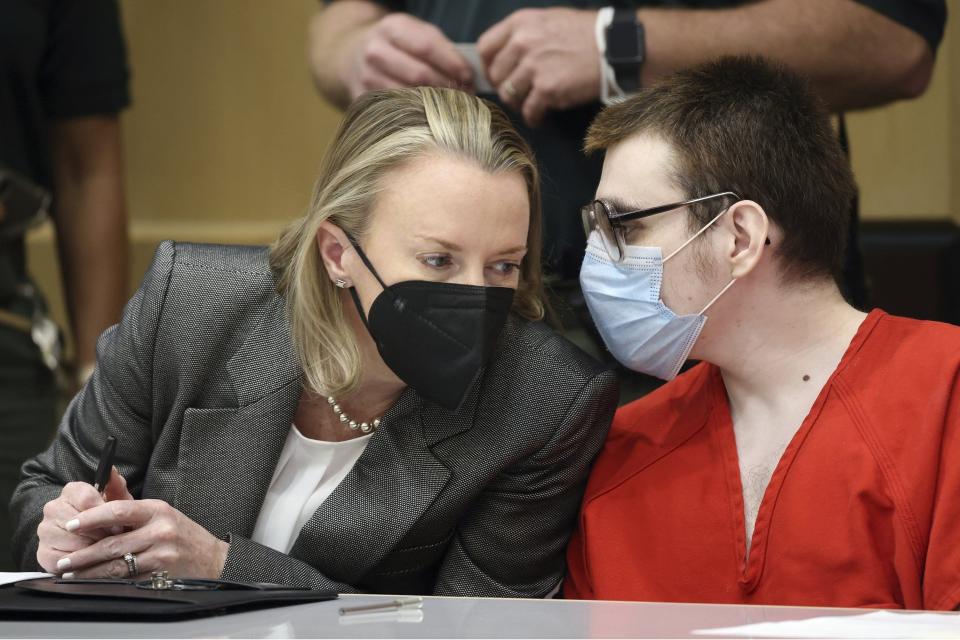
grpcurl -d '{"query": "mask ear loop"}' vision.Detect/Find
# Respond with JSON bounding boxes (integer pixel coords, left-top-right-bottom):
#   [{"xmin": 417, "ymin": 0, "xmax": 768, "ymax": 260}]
[
  {"xmin": 699, "ymin": 279, "xmax": 736, "ymax": 315},
  {"xmin": 660, "ymin": 205, "xmax": 738, "ymax": 316},
  {"xmin": 345, "ymin": 236, "xmax": 390, "ymax": 291},
  {"xmin": 663, "ymin": 206, "xmax": 730, "ymax": 263},
  {"xmin": 347, "ymin": 287, "xmax": 372, "ymax": 330},
  {"xmin": 342, "ymin": 235, "xmax": 392, "ymax": 330}
]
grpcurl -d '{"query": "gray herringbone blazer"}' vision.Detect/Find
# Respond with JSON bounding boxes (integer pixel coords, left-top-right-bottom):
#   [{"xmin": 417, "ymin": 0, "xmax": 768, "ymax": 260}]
[{"xmin": 11, "ymin": 241, "xmax": 617, "ymax": 596}]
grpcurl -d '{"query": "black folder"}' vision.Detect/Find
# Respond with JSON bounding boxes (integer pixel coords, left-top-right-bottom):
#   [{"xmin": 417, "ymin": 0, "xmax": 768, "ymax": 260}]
[{"xmin": 0, "ymin": 576, "xmax": 338, "ymax": 621}]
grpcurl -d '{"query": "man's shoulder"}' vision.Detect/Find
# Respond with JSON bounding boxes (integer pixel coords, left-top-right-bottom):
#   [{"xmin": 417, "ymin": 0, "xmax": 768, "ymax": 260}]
[
  {"xmin": 871, "ymin": 310, "xmax": 960, "ymax": 346},
  {"xmin": 832, "ymin": 311, "xmax": 960, "ymax": 486},
  {"xmin": 612, "ymin": 363, "xmax": 716, "ymax": 438},
  {"xmin": 844, "ymin": 310, "xmax": 960, "ymax": 383},
  {"xmin": 582, "ymin": 363, "xmax": 716, "ymax": 502}
]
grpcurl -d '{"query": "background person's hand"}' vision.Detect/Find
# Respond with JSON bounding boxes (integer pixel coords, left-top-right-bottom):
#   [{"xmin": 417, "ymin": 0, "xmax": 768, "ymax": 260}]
[
  {"xmin": 37, "ymin": 468, "xmax": 133, "ymax": 573},
  {"xmin": 54, "ymin": 497, "xmax": 229, "ymax": 580},
  {"xmin": 478, "ymin": 8, "xmax": 600, "ymax": 127},
  {"xmin": 342, "ymin": 12, "xmax": 474, "ymax": 101}
]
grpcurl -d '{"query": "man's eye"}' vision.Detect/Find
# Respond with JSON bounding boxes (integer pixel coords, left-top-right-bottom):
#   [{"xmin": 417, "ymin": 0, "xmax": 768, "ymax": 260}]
[
  {"xmin": 621, "ymin": 222, "xmax": 644, "ymax": 244},
  {"xmin": 420, "ymin": 254, "xmax": 453, "ymax": 269}
]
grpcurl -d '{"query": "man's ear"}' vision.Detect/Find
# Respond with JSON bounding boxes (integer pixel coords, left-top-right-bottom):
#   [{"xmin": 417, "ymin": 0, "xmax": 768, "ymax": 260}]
[
  {"xmin": 723, "ymin": 200, "xmax": 769, "ymax": 279},
  {"xmin": 316, "ymin": 221, "xmax": 354, "ymax": 286}
]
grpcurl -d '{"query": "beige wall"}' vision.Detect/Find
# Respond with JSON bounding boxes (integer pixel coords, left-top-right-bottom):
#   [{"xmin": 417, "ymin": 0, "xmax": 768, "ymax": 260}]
[
  {"xmin": 26, "ymin": 0, "xmax": 960, "ymax": 355},
  {"xmin": 117, "ymin": 0, "xmax": 338, "ymax": 230},
  {"xmin": 846, "ymin": 2, "xmax": 959, "ymax": 220}
]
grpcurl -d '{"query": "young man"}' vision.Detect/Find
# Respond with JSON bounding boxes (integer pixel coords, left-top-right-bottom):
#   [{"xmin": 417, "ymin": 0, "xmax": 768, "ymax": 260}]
[{"xmin": 565, "ymin": 56, "xmax": 960, "ymax": 610}]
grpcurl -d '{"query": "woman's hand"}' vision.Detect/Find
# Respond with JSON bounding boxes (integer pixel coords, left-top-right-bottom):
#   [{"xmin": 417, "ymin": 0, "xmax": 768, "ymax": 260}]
[
  {"xmin": 37, "ymin": 468, "xmax": 133, "ymax": 574},
  {"xmin": 54, "ymin": 497, "xmax": 229, "ymax": 580}
]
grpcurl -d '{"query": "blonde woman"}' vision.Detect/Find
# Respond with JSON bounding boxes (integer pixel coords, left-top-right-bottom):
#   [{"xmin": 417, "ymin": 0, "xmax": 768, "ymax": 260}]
[{"xmin": 13, "ymin": 87, "xmax": 617, "ymax": 596}]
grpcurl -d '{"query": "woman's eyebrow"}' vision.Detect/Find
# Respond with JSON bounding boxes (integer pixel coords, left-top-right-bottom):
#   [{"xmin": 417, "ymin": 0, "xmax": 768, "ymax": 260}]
[
  {"xmin": 413, "ymin": 234, "xmax": 462, "ymax": 251},
  {"xmin": 413, "ymin": 235, "xmax": 527, "ymax": 257}
]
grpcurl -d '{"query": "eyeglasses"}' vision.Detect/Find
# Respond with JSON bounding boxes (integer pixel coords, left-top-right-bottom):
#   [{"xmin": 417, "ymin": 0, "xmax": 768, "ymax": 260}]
[{"xmin": 581, "ymin": 192, "xmax": 740, "ymax": 263}]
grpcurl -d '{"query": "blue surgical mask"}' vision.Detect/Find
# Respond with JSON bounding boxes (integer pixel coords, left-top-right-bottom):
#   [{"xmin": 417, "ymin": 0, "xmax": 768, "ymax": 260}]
[{"xmin": 579, "ymin": 214, "xmax": 735, "ymax": 380}]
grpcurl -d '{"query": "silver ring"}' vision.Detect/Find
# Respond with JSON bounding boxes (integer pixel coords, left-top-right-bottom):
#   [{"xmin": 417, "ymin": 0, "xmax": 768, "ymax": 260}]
[
  {"xmin": 503, "ymin": 79, "xmax": 518, "ymax": 98},
  {"xmin": 123, "ymin": 552, "xmax": 138, "ymax": 578}
]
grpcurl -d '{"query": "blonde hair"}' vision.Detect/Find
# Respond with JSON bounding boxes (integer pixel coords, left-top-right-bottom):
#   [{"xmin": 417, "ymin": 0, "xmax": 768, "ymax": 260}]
[{"xmin": 270, "ymin": 87, "xmax": 546, "ymax": 398}]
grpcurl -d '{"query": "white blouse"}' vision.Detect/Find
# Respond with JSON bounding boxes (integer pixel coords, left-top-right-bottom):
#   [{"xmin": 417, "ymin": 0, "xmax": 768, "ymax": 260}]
[{"xmin": 251, "ymin": 424, "xmax": 372, "ymax": 554}]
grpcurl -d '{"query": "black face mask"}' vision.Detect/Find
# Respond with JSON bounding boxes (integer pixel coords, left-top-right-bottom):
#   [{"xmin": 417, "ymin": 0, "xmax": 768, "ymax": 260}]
[{"xmin": 346, "ymin": 239, "xmax": 515, "ymax": 411}]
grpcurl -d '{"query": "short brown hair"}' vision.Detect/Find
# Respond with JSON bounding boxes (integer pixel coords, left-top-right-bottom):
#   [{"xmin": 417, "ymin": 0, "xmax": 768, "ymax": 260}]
[{"xmin": 586, "ymin": 56, "xmax": 856, "ymax": 282}]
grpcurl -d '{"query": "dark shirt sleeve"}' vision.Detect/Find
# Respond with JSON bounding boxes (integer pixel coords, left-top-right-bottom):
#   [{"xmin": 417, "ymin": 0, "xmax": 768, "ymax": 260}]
[
  {"xmin": 851, "ymin": 0, "xmax": 947, "ymax": 53},
  {"xmin": 39, "ymin": 0, "xmax": 131, "ymax": 119}
]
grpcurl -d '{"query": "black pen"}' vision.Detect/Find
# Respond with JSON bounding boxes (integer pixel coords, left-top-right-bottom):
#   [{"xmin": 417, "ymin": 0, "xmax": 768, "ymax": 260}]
[{"xmin": 92, "ymin": 435, "xmax": 117, "ymax": 497}]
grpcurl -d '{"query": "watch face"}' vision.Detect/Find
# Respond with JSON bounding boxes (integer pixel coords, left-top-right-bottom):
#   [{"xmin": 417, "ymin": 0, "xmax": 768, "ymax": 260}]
[
  {"xmin": 606, "ymin": 12, "xmax": 643, "ymax": 63},
  {"xmin": 605, "ymin": 14, "xmax": 644, "ymax": 93}
]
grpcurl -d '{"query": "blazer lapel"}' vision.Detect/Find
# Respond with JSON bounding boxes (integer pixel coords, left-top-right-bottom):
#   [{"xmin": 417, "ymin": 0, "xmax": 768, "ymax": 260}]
[
  {"xmin": 289, "ymin": 388, "xmax": 452, "ymax": 584},
  {"xmin": 175, "ymin": 296, "xmax": 301, "ymax": 539}
]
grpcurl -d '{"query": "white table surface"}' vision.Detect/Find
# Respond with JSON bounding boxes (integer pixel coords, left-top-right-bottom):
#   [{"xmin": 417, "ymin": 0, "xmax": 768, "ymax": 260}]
[{"xmin": 2, "ymin": 592, "xmax": 959, "ymax": 639}]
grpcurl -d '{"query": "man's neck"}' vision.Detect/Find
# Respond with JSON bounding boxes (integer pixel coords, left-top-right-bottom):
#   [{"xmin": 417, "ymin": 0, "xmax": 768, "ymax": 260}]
[
  {"xmin": 700, "ymin": 279, "xmax": 868, "ymax": 413},
  {"xmin": 694, "ymin": 276, "xmax": 867, "ymax": 555}
]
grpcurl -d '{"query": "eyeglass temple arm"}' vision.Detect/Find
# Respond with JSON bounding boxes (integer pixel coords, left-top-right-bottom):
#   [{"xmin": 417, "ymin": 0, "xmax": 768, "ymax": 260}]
[{"xmin": 607, "ymin": 191, "xmax": 741, "ymax": 223}]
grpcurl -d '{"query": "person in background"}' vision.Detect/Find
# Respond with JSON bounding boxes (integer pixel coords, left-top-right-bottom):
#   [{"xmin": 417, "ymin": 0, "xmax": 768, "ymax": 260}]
[
  {"xmin": 0, "ymin": 0, "xmax": 129, "ymax": 570},
  {"xmin": 565, "ymin": 56, "xmax": 960, "ymax": 610},
  {"xmin": 307, "ymin": 0, "xmax": 946, "ymax": 322}
]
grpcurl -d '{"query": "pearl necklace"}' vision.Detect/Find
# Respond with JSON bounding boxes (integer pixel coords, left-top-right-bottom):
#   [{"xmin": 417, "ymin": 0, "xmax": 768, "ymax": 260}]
[{"xmin": 326, "ymin": 396, "xmax": 381, "ymax": 434}]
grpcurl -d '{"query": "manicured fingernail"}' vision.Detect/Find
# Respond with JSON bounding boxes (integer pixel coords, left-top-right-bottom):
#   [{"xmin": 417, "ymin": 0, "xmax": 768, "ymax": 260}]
[
  {"xmin": 56, "ymin": 557, "xmax": 71, "ymax": 571},
  {"xmin": 65, "ymin": 519, "xmax": 80, "ymax": 532},
  {"xmin": 61, "ymin": 572, "xmax": 75, "ymax": 580}
]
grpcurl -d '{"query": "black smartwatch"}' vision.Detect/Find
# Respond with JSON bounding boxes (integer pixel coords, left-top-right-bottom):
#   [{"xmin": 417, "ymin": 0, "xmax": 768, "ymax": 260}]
[{"xmin": 604, "ymin": 8, "xmax": 645, "ymax": 93}]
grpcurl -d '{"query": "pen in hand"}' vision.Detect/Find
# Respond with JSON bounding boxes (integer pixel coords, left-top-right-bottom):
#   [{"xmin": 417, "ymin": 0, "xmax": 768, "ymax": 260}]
[{"xmin": 92, "ymin": 435, "xmax": 117, "ymax": 498}]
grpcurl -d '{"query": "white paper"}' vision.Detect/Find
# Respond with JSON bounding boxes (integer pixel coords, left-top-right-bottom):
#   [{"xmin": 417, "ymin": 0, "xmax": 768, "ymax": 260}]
[
  {"xmin": 455, "ymin": 43, "xmax": 495, "ymax": 94},
  {"xmin": 694, "ymin": 610, "xmax": 960, "ymax": 639},
  {"xmin": 0, "ymin": 571, "xmax": 53, "ymax": 587}
]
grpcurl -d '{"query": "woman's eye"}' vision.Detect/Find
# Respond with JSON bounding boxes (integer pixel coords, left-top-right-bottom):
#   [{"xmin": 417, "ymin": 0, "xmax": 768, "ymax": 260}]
[
  {"xmin": 489, "ymin": 262, "xmax": 521, "ymax": 276},
  {"xmin": 420, "ymin": 254, "xmax": 453, "ymax": 269}
]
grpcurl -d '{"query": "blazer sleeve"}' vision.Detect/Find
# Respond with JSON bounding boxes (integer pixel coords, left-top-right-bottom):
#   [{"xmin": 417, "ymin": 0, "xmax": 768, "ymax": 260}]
[
  {"xmin": 8, "ymin": 241, "xmax": 370, "ymax": 593},
  {"xmin": 432, "ymin": 368, "xmax": 618, "ymax": 597},
  {"xmin": 219, "ymin": 534, "xmax": 359, "ymax": 592},
  {"xmin": 9, "ymin": 241, "xmax": 176, "ymax": 570}
]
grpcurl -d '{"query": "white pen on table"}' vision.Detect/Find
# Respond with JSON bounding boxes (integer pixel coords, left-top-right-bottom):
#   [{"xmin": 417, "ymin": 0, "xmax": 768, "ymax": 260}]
[{"xmin": 339, "ymin": 596, "xmax": 423, "ymax": 616}]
